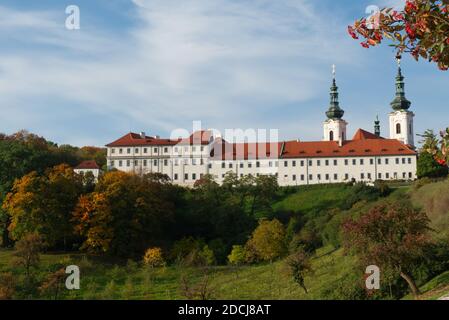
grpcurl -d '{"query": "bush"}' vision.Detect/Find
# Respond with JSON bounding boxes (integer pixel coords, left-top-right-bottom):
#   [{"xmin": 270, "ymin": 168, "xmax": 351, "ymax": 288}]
[
  {"xmin": 417, "ymin": 152, "xmax": 448, "ymax": 179},
  {"xmin": 143, "ymin": 247, "xmax": 166, "ymax": 268},
  {"xmin": 0, "ymin": 272, "xmax": 16, "ymax": 300}
]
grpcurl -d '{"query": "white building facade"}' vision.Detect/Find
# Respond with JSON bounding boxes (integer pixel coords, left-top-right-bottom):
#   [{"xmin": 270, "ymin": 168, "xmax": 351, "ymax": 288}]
[{"xmin": 106, "ymin": 65, "xmax": 418, "ymax": 187}]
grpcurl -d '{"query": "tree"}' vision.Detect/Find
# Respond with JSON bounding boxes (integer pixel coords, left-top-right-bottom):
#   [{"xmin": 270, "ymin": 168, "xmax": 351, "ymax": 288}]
[
  {"xmin": 13, "ymin": 233, "xmax": 44, "ymax": 278},
  {"xmin": 39, "ymin": 268, "xmax": 66, "ymax": 300},
  {"xmin": 286, "ymin": 249, "xmax": 313, "ymax": 294},
  {"xmin": 3, "ymin": 164, "xmax": 83, "ymax": 248},
  {"xmin": 143, "ymin": 247, "xmax": 166, "ymax": 268},
  {"xmin": 227, "ymin": 245, "xmax": 246, "ymax": 266},
  {"xmin": 73, "ymin": 171, "xmax": 175, "ymax": 257},
  {"xmin": 348, "ymin": 0, "xmax": 449, "ymax": 70},
  {"xmin": 245, "ymin": 219, "xmax": 286, "ymax": 262},
  {"xmin": 417, "ymin": 151, "xmax": 448, "ymax": 178},
  {"xmin": 342, "ymin": 201, "xmax": 432, "ymax": 298}
]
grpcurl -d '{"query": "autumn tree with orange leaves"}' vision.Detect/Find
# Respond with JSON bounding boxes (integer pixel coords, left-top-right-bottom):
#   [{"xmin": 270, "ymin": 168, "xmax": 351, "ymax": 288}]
[
  {"xmin": 348, "ymin": 0, "xmax": 449, "ymax": 70},
  {"xmin": 73, "ymin": 171, "xmax": 176, "ymax": 257}
]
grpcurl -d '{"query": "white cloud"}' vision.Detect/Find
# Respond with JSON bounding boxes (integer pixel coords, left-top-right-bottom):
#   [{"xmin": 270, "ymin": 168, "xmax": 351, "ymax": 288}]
[{"xmin": 0, "ymin": 1, "xmax": 361, "ymax": 146}]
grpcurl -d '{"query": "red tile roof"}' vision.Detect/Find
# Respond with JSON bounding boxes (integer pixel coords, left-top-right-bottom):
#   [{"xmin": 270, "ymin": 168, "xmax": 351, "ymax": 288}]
[
  {"xmin": 282, "ymin": 129, "xmax": 416, "ymax": 158},
  {"xmin": 211, "ymin": 141, "xmax": 281, "ymax": 160},
  {"xmin": 75, "ymin": 160, "xmax": 100, "ymax": 170},
  {"xmin": 106, "ymin": 132, "xmax": 180, "ymax": 147},
  {"xmin": 178, "ymin": 130, "xmax": 213, "ymax": 145},
  {"xmin": 352, "ymin": 129, "xmax": 383, "ymax": 140}
]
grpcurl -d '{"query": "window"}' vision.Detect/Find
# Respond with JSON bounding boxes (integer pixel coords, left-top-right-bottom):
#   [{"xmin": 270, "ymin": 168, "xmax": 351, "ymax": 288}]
[
  {"xmin": 119, "ymin": 148, "xmax": 123, "ymax": 154},
  {"xmin": 334, "ymin": 174, "xmax": 338, "ymax": 180},
  {"xmin": 292, "ymin": 161, "xmax": 296, "ymax": 167},
  {"xmin": 192, "ymin": 173, "xmax": 197, "ymax": 180},
  {"xmin": 143, "ymin": 148, "xmax": 147, "ymax": 153},
  {"xmin": 143, "ymin": 160, "xmax": 147, "ymax": 166},
  {"xmin": 293, "ymin": 175, "xmax": 297, "ymax": 181},
  {"xmin": 135, "ymin": 148, "xmax": 139, "ymax": 153},
  {"xmin": 269, "ymin": 162, "xmax": 273, "ymax": 167},
  {"xmin": 229, "ymin": 163, "xmax": 233, "ymax": 169},
  {"xmin": 317, "ymin": 174, "xmax": 321, "ymax": 180},
  {"xmin": 345, "ymin": 173, "xmax": 349, "ymax": 180},
  {"xmin": 208, "ymin": 163, "xmax": 212, "ymax": 169},
  {"xmin": 164, "ymin": 159, "xmax": 168, "ymax": 166},
  {"xmin": 174, "ymin": 174, "xmax": 178, "ymax": 180},
  {"xmin": 402, "ymin": 172, "xmax": 406, "ymax": 179},
  {"xmin": 396, "ymin": 158, "xmax": 400, "ymax": 164},
  {"xmin": 248, "ymin": 163, "xmax": 252, "ymax": 168},
  {"xmin": 317, "ymin": 160, "xmax": 321, "ymax": 166},
  {"xmin": 174, "ymin": 147, "xmax": 178, "ymax": 153},
  {"xmin": 402, "ymin": 158, "xmax": 406, "ymax": 164},
  {"xmin": 185, "ymin": 174, "xmax": 188, "ymax": 180},
  {"xmin": 201, "ymin": 146, "xmax": 204, "ymax": 152},
  {"xmin": 378, "ymin": 158, "xmax": 381, "ymax": 165},
  {"xmin": 284, "ymin": 161, "xmax": 288, "ymax": 167},
  {"xmin": 408, "ymin": 158, "xmax": 412, "ymax": 164},
  {"xmin": 222, "ymin": 163, "xmax": 225, "ymax": 169},
  {"xmin": 300, "ymin": 160, "xmax": 305, "ymax": 167},
  {"xmin": 370, "ymin": 159, "xmax": 374, "ymax": 165},
  {"xmin": 256, "ymin": 162, "xmax": 260, "ymax": 168},
  {"xmin": 192, "ymin": 146, "xmax": 196, "ymax": 152},
  {"xmin": 240, "ymin": 163, "xmax": 244, "ymax": 168},
  {"xmin": 386, "ymin": 173, "xmax": 390, "ymax": 179},
  {"xmin": 409, "ymin": 172, "xmax": 412, "ymax": 179},
  {"xmin": 153, "ymin": 159, "xmax": 158, "ymax": 166},
  {"xmin": 396, "ymin": 123, "xmax": 401, "ymax": 134},
  {"xmin": 174, "ymin": 159, "xmax": 179, "ymax": 166},
  {"xmin": 301, "ymin": 175, "xmax": 305, "ymax": 181},
  {"xmin": 325, "ymin": 174, "xmax": 329, "ymax": 180},
  {"xmin": 360, "ymin": 159, "xmax": 364, "ymax": 165},
  {"xmin": 334, "ymin": 159, "xmax": 338, "ymax": 166},
  {"xmin": 111, "ymin": 148, "xmax": 115, "ymax": 154},
  {"xmin": 119, "ymin": 160, "xmax": 123, "ymax": 167},
  {"xmin": 309, "ymin": 174, "xmax": 313, "ymax": 181},
  {"xmin": 352, "ymin": 159, "xmax": 356, "ymax": 165},
  {"xmin": 385, "ymin": 159, "xmax": 389, "ymax": 165},
  {"xmin": 308, "ymin": 160, "xmax": 313, "ymax": 166},
  {"xmin": 111, "ymin": 160, "xmax": 115, "ymax": 166},
  {"xmin": 154, "ymin": 148, "xmax": 158, "ymax": 153},
  {"xmin": 192, "ymin": 159, "xmax": 197, "ymax": 165},
  {"xmin": 329, "ymin": 130, "xmax": 334, "ymax": 141},
  {"xmin": 127, "ymin": 160, "xmax": 130, "ymax": 167},
  {"xmin": 345, "ymin": 159, "xmax": 349, "ymax": 166},
  {"xmin": 368, "ymin": 173, "xmax": 371, "ymax": 180},
  {"xmin": 164, "ymin": 147, "xmax": 168, "ymax": 153},
  {"xmin": 200, "ymin": 159, "xmax": 204, "ymax": 165},
  {"xmin": 325, "ymin": 160, "xmax": 329, "ymax": 166},
  {"xmin": 361, "ymin": 173, "xmax": 365, "ymax": 179},
  {"xmin": 127, "ymin": 148, "xmax": 131, "ymax": 154}
]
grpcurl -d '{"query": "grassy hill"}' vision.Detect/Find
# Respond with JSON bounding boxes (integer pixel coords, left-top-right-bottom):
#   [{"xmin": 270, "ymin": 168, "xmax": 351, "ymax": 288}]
[{"xmin": 1, "ymin": 180, "xmax": 448, "ymax": 300}]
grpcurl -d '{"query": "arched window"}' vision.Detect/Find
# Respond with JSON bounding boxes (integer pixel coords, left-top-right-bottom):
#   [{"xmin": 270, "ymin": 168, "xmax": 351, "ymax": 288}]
[
  {"xmin": 396, "ymin": 123, "xmax": 401, "ymax": 134},
  {"xmin": 329, "ymin": 131, "xmax": 334, "ymax": 141}
]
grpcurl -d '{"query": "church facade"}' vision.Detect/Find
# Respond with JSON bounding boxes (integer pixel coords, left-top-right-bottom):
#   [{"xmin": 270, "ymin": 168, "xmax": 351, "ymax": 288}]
[{"xmin": 106, "ymin": 65, "xmax": 418, "ymax": 187}]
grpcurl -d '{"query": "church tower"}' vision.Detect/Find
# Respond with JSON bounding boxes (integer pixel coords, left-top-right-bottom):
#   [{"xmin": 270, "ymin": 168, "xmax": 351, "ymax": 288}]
[
  {"xmin": 323, "ymin": 65, "xmax": 347, "ymax": 146},
  {"xmin": 389, "ymin": 57, "xmax": 415, "ymax": 147}
]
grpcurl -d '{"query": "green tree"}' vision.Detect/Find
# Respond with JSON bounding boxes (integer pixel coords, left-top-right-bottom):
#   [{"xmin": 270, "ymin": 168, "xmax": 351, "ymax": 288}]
[
  {"xmin": 227, "ymin": 245, "xmax": 246, "ymax": 266},
  {"xmin": 342, "ymin": 201, "xmax": 432, "ymax": 298},
  {"xmin": 417, "ymin": 151, "xmax": 448, "ymax": 178},
  {"xmin": 13, "ymin": 233, "xmax": 44, "ymax": 278}
]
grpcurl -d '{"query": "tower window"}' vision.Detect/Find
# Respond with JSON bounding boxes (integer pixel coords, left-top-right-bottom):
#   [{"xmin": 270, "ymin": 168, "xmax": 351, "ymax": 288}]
[
  {"xmin": 396, "ymin": 123, "xmax": 401, "ymax": 134},
  {"xmin": 329, "ymin": 131, "xmax": 334, "ymax": 141}
]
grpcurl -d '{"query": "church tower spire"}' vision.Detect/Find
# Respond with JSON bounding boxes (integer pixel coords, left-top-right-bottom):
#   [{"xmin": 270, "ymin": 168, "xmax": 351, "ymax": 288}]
[
  {"xmin": 323, "ymin": 65, "xmax": 347, "ymax": 146},
  {"xmin": 388, "ymin": 56, "xmax": 415, "ymax": 147},
  {"xmin": 374, "ymin": 116, "xmax": 381, "ymax": 137}
]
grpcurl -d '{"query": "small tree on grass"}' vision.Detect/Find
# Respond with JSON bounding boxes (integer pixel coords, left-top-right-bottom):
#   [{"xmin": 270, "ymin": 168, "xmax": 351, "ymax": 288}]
[
  {"xmin": 342, "ymin": 201, "xmax": 432, "ymax": 298},
  {"xmin": 227, "ymin": 245, "xmax": 246, "ymax": 266},
  {"xmin": 179, "ymin": 270, "xmax": 215, "ymax": 300},
  {"xmin": 13, "ymin": 233, "xmax": 44, "ymax": 278},
  {"xmin": 285, "ymin": 249, "xmax": 313, "ymax": 294},
  {"xmin": 39, "ymin": 268, "xmax": 66, "ymax": 300},
  {"xmin": 143, "ymin": 247, "xmax": 166, "ymax": 268}
]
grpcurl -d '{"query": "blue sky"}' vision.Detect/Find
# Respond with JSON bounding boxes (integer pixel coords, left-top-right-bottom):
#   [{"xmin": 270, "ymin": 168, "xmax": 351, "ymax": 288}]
[{"xmin": 0, "ymin": 0, "xmax": 447, "ymax": 147}]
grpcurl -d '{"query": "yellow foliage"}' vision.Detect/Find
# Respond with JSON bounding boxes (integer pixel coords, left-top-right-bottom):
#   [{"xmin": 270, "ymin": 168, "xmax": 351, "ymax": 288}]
[{"xmin": 143, "ymin": 247, "xmax": 165, "ymax": 267}]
